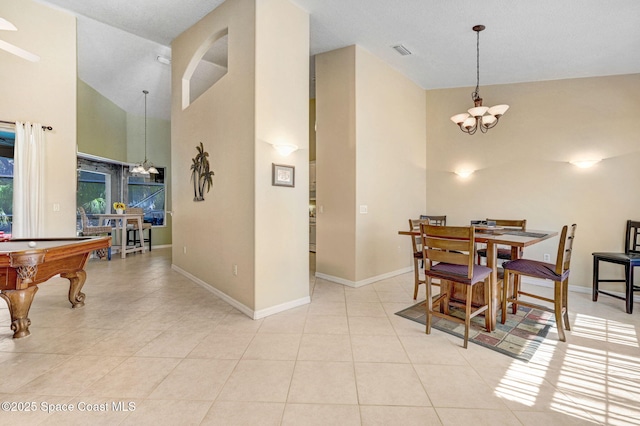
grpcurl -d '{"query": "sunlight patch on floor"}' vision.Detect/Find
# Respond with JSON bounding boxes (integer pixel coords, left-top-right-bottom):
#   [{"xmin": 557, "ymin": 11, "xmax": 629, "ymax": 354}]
[{"xmin": 571, "ymin": 313, "xmax": 640, "ymax": 347}]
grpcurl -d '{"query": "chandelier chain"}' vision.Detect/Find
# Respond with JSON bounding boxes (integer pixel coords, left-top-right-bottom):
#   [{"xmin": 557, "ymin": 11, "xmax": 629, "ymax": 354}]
[
  {"xmin": 143, "ymin": 89, "xmax": 148, "ymax": 162},
  {"xmin": 473, "ymin": 28, "xmax": 480, "ymax": 101},
  {"xmin": 132, "ymin": 89, "xmax": 158, "ymax": 174}
]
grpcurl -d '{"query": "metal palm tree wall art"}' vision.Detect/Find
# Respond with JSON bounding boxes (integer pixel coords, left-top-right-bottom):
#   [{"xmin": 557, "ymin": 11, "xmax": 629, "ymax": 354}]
[{"xmin": 190, "ymin": 142, "xmax": 215, "ymax": 201}]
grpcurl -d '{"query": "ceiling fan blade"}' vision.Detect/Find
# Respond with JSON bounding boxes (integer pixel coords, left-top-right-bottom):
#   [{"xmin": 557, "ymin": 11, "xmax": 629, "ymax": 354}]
[
  {"xmin": 0, "ymin": 39, "xmax": 40, "ymax": 62},
  {"xmin": 0, "ymin": 17, "xmax": 17, "ymax": 31}
]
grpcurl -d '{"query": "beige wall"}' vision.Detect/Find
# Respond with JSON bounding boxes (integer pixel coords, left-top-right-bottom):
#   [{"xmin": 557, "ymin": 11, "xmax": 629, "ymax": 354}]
[
  {"xmin": 316, "ymin": 45, "xmax": 427, "ymax": 284},
  {"xmin": 254, "ymin": 0, "xmax": 309, "ymax": 311},
  {"xmin": 78, "ymin": 80, "xmax": 127, "ymax": 161},
  {"xmin": 172, "ymin": 0, "xmax": 257, "ymax": 309},
  {"xmin": 355, "ymin": 49, "xmax": 427, "ymax": 281},
  {"xmin": 0, "ymin": 0, "xmax": 77, "ymax": 236},
  {"xmin": 315, "ymin": 46, "xmax": 357, "ymax": 281},
  {"xmin": 425, "ymin": 74, "xmax": 640, "ymax": 291},
  {"xmin": 171, "ymin": 0, "xmax": 309, "ymax": 315}
]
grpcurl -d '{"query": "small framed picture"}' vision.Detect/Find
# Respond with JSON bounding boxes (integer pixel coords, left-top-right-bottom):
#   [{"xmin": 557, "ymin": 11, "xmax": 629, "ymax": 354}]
[{"xmin": 272, "ymin": 163, "xmax": 295, "ymax": 187}]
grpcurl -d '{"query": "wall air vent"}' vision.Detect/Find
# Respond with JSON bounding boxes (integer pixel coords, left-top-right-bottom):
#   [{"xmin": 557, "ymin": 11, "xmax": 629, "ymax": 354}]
[{"xmin": 392, "ymin": 44, "xmax": 412, "ymax": 56}]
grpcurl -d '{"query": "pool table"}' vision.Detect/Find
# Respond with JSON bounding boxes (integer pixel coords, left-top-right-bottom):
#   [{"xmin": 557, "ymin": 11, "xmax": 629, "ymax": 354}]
[{"xmin": 0, "ymin": 236, "xmax": 111, "ymax": 338}]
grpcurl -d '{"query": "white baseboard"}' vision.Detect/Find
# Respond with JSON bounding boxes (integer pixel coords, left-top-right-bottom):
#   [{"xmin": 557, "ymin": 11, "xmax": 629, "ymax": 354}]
[
  {"xmin": 316, "ymin": 266, "xmax": 413, "ymax": 288},
  {"xmin": 520, "ymin": 276, "xmax": 590, "ymax": 294},
  {"xmin": 152, "ymin": 244, "xmax": 172, "ymax": 250},
  {"xmin": 520, "ymin": 276, "xmax": 639, "ymax": 303},
  {"xmin": 253, "ymin": 296, "xmax": 311, "ymax": 319},
  {"xmin": 171, "ymin": 264, "xmax": 310, "ymax": 319},
  {"xmin": 315, "ymin": 267, "xmax": 637, "ymax": 304}
]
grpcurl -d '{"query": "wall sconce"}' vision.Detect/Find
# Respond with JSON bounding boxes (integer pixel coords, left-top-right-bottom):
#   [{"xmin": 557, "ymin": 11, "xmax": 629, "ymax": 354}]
[
  {"xmin": 273, "ymin": 144, "xmax": 298, "ymax": 156},
  {"xmin": 570, "ymin": 159, "xmax": 601, "ymax": 168},
  {"xmin": 454, "ymin": 169, "xmax": 474, "ymax": 178}
]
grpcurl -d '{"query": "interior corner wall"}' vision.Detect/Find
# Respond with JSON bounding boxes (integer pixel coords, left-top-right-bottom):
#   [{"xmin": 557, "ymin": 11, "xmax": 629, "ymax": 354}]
[
  {"xmin": 315, "ymin": 46, "xmax": 357, "ymax": 282},
  {"xmin": 425, "ymin": 73, "xmax": 640, "ymax": 291},
  {"xmin": 354, "ymin": 47, "xmax": 427, "ymax": 282},
  {"xmin": 78, "ymin": 80, "xmax": 127, "ymax": 161},
  {"xmin": 0, "ymin": 0, "xmax": 77, "ymax": 236},
  {"xmin": 171, "ymin": 0, "xmax": 256, "ymax": 311},
  {"xmin": 254, "ymin": 0, "xmax": 309, "ymax": 312},
  {"xmin": 315, "ymin": 45, "xmax": 427, "ymax": 285}
]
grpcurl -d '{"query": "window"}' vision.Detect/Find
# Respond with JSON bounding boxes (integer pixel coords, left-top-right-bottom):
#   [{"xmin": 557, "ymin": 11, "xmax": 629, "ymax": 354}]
[
  {"xmin": 76, "ymin": 170, "xmax": 110, "ymax": 230},
  {"xmin": 0, "ymin": 157, "xmax": 13, "ymax": 235},
  {"xmin": 127, "ymin": 168, "xmax": 166, "ymax": 226},
  {"xmin": 0, "ymin": 129, "xmax": 14, "ymax": 235},
  {"xmin": 77, "ymin": 154, "xmax": 167, "ymax": 229}
]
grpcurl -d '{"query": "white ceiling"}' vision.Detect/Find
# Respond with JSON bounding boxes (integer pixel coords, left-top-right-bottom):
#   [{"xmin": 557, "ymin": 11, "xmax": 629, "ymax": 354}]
[{"xmin": 37, "ymin": 0, "xmax": 640, "ymax": 120}]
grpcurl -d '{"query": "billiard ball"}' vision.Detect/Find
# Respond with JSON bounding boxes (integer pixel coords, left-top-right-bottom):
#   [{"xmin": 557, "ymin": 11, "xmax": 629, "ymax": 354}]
[{"xmin": 28, "ymin": 241, "xmax": 37, "ymax": 248}]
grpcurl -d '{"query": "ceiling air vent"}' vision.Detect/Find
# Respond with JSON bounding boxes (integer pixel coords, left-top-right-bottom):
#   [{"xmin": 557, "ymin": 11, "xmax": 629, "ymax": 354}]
[{"xmin": 392, "ymin": 44, "xmax": 412, "ymax": 56}]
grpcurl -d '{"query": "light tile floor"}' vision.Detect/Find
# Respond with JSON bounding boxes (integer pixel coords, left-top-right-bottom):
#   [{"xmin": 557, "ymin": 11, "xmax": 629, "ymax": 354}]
[{"xmin": 0, "ymin": 248, "xmax": 639, "ymax": 425}]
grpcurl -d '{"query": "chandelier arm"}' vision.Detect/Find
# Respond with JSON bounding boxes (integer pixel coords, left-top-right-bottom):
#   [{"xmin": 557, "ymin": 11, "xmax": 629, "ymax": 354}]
[
  {"xmin": 483, "ymin": 116, "xmax": 500, "ymax": 130},
  {"xmin": 465, "ymin": 119, "xmax": 478, "ymax": 135}
]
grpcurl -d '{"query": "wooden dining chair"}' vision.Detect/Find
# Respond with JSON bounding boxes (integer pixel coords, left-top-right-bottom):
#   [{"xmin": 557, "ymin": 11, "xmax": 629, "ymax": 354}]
[
  {"xmin": 476, "ymin": 219, "xmax": 527, "ymax": 264},
  {"xmin": 409, "ymin": 219, "xmax": 428, "ymax": 300},
  {"xmin": 77, "ymin": 207, "xmax": 112, "ymax": 260},
  {"xmin": 409, "ymin": 216, "xmax": 447, "ymax": 299},
  {"xmin": 501, "ymin": 224, "xmax": 577, "ymax": 342},
  {"xmin": 592, "ymin": 220, "xmax": 640, "ymax": 314},
  {"xmin": 126, "ymin": 207, "xmax": 152, "ymax": 251},
  {"xmin": 421, "ymin": 224, "xmax": 492, "ymax": 348},
  {"xmin": 420, "ymin": 215, "xmax": 447, "ymax": 226}
]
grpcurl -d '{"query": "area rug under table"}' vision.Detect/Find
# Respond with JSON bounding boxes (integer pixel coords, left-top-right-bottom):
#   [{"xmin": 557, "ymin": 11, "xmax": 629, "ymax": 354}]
[{"xmin": 395, "ymin": 300, "xmax": 555, "ymax": 362}]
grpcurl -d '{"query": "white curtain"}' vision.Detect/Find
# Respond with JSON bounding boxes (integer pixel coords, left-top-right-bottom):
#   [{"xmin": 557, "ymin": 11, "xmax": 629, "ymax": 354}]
[{"xmin": 13, "ymin": 121, "xmax": 45, "ymax": 238}]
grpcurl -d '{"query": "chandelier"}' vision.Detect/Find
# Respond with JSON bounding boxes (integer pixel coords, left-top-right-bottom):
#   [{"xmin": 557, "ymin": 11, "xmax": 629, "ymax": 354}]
[
  {"xmin": 450, "ymin": 25, "xmax": 509, "ymax": 135},
  {"xmin": 131, "ymin": 90, "xmax": 158, "ymax": 175}
]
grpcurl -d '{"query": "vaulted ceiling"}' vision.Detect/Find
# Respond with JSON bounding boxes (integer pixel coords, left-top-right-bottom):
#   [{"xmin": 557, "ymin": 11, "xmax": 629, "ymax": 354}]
[{"xmin": 39, "ymin": 0, "xmax": 640, "ymax": 120}]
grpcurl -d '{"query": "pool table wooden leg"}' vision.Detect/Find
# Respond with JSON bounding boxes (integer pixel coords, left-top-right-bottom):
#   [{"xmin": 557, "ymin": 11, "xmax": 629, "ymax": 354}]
[
  {"xmin": 0, "ymin": 286, "xmax": 39, "ymax": 338},
  {"xmin": 61, "ymin": 270, "xmax": 87, "ymax": 308}
]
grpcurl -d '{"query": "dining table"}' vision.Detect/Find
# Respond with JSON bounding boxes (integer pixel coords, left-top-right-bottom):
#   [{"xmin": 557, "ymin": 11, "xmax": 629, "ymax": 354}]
[
  {"xmin": 95, "ymin": 213, "xmax": 146, "ymax": 259},
  {"xmin": 398, "ymin": 226, "xmax": 558, "ymax": 329}
]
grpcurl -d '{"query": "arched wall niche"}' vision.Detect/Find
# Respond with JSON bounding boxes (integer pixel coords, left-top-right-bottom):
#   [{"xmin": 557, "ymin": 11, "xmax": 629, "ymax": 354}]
[{"xmin": 181, "ymin": 27, "xmax": 229, "ymax": 110}]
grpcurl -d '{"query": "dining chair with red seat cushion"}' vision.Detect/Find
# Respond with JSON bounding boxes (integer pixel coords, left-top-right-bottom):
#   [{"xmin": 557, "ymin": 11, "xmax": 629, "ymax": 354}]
[
  {"xmin": 501, "ymin": 224, "xmax": 577, "ymax": 342},
  {"xmin": 421, "ymin": 223, "xmax": 492, "ymax": 348}
]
